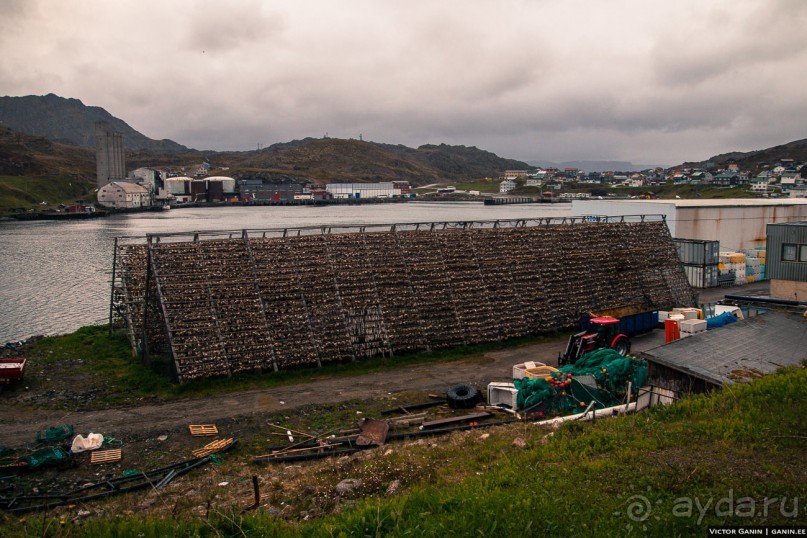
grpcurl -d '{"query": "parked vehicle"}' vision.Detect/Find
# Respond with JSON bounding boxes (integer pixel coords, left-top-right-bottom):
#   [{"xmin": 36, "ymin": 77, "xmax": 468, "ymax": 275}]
[
  {"xmin": 558, "ymin": 317, "xmax": 630, "ymax": 366},
  {"xmin": 580, "ymin": 310, "xmax": 658, "ymax": 338}
]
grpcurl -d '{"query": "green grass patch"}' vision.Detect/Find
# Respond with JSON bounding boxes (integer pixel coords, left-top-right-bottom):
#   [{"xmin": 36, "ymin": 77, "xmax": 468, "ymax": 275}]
[
  {"xmin": 0, "ymin": 175, "xmax": 95, "ymax": 214},
  {"xmin": 5, "ymin": 364, "xmax": 803, "ymax": 537},
  {"xmin": 23, "ymin": 326, "xmax": 560, "ymax": 409},
  {"xmin": 453, "ymin": 180, "xmax": 500, "ymax": 193}
]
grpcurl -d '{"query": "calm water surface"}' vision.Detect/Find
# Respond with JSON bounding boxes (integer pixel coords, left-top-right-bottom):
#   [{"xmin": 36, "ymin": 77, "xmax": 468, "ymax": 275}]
[{"xmin": 0, "ymin": 202, "xmax": 570, "ymax": 342}]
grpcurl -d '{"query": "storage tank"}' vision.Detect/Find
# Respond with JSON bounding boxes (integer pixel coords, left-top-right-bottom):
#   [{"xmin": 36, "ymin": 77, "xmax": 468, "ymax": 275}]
[
  {"xmin": 206, "ymin": 176, "xmax": 236, "ymax": 193},
  {"xmin": 164, "ymin": 177, "xmax": 192, "ymax": 195}
]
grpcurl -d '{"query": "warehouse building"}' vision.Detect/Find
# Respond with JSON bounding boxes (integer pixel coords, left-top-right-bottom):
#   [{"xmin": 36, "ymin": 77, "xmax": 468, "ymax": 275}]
[
  {"xmin": 326, "ymin": 182, "xmax": 410, "ymax": 199},
  {"xmin": 238, "ymin": 180, "xmax": 305, "ymax": 203},
  {"xmin": 97, "ymin": 181, "xmax": 150, "ymax": 209},
  {"xmin": 572, "ymin": 199, "xmax": 807, "ymax": 251}
]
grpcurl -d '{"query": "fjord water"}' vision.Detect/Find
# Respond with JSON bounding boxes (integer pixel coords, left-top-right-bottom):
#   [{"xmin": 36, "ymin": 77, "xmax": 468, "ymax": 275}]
[{"xmin": 0, "ymin": 202, "xmax": 571, "ymax": 343}]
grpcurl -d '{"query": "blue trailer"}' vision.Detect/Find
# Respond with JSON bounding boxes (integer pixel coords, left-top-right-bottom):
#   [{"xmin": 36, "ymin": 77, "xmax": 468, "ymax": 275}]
[{"xmin": 579, "ymin": 310, "xmax": 658, "ymax": 337}]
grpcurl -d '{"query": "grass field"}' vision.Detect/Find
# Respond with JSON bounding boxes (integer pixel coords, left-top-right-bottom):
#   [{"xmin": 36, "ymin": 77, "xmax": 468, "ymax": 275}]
[
  {"xmin": 2, "ymin": 330, "xmax": 804, "ymax": 536},
  {"xmin": 0, "ymin": 175, "xmax": 95, "ymax": 215}
]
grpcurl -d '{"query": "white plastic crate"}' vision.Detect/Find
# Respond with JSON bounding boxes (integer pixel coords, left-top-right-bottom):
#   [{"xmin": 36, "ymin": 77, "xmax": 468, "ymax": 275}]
[
  {"xmin": 487, "ymin": 382, "xmax": 519, "ymax": 409},
  {"xmin": 673, "ymin": 307, "xmax": 701, "ymax": 320},
  {"xmin": 679, "ymin": 319, "xmax": 707, "ymax": 334}
]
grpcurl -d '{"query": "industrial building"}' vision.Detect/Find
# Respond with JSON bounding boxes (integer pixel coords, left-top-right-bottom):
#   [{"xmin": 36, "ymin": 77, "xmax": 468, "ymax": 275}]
[
  {"xmin": 94, "ymin": 122, "xmax": 126, "ymax": 188},
  {"xmin": 164, "ymin": 176, "xmax": 236, "ymax": 203},
  {"xmin": 112, "ymin": 217, "xmax": 694, "ymax": 383},
  {"xmin": 238, "ymin": 180, "xmax": 305, "ymax": 203},
  {"xmin": 96, "ymin": 181, "xmax": 150, "ymax": 209},
  {"xmin": 766, "ymin": 221, "xmax": 807, "ymax": 301},
  {"xmin": 325, "ymin": 182, "xmax": 411, "ymax": 199},
  {"xmin": 572, "ymin": 199, "xmax": 807, "ymax": 251}
]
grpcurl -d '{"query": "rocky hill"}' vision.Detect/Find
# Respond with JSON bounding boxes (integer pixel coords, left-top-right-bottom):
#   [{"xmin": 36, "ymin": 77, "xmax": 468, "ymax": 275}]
[
  {"xmin": 0, "ymin": 126, "xmax": 94, "ymax": 178},
  {"xmin": 0, "ymin": 93, "xmax": 529, "ymax": 185},
  {"xmin": 222, "ymin": 138, "xmax": 530, "ymax": 184},
  {"xmin": 678, "ymin": 138, "xmax": 807, "ymax": 174},
  {"xmin": 0, "ymin": 94, "xmax": 187, "ymax": 153}
]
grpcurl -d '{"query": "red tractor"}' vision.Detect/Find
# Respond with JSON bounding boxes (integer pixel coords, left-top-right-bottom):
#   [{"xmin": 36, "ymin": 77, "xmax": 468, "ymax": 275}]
[{"xmin": 558, "ymin": 316, "xmax": 630, "ymax": 366}]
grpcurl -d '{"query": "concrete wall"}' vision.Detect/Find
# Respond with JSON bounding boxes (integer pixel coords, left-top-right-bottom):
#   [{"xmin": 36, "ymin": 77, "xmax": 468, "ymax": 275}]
[
  {"xmin": 769, "ymin": 280, "xmax": 807, "ymax": 302},
  {"xmin": 675, "ymin": 205, "xmax": 807, "ymax": 251},
  {"xmin": 573, "ymin": 199, "xmax": 807, "ymax": 250}
]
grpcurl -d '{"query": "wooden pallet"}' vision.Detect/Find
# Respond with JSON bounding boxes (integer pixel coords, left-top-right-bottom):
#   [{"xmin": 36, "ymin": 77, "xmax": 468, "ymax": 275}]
[
  {"xmin": 192, "ymin": 438, "xmax": 233, "ymax": 458},
  {"xmin": 90, "ymin": 448, "xmax": 122, "ymax": 464},
  {"xmin": 189, "ymin": 424, "xmax": 218, "ymax": 436}
]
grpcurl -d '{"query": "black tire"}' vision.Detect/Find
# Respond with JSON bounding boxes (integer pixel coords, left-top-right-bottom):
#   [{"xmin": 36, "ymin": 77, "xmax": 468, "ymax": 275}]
[
  {"xmin": 612, "ymin": 337, "xmax": 631, "ymax": 356},
  {"xmin": 446, "ymin": 383, "xmax": 480, "ymax": 409}
]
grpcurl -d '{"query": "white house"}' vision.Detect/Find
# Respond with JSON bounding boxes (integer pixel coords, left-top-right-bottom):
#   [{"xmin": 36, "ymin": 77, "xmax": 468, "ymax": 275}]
[
  {"xmin": 97, "ymin": 181, "xmax": 151, "ymax": 209},
  {"xmin": 750, "ymin": 176, "xmax": 770, "ymax": 193},
  {"xmin": 500, "ymin": 179, "xmax": 517, "ymax": 193}
]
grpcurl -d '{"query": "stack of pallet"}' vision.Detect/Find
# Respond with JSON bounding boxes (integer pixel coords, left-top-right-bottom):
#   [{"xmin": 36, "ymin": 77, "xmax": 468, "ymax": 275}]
[
  {"xmin": 741, "ymin": 247, "xmax": 766, "ymax": 282},
  {"xmin": 719, "ymin": 251, "xmax": 747, "ymax": 286}
]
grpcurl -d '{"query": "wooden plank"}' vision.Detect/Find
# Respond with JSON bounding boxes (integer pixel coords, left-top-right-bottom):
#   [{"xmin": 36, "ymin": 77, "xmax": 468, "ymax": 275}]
[
  {"xmin": 192, "ymin": 438, "xmax": 233, "ymax": 458},
  {"xmin": 189, "ymin": 424, "xmax": 218, "ymax": 436},
  {"xmin": 91, "ymin": 448, "xmax": 122, "ymax": 464},
  {"xmin": 421, "ymin": 412, "xmax": 492, "ymax": 429}
]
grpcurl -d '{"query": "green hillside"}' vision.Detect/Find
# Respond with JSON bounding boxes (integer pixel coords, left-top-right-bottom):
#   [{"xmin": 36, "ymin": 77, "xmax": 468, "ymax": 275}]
[{"xmin": 5, "ymin": 363, "xmax": 803, "ymax": 536}]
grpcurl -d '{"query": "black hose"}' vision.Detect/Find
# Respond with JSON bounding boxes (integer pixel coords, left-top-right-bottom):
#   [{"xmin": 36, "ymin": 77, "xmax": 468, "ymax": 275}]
[{"xmin": 724, "ymin": 295, "xmax": 807, "ymax": 307}]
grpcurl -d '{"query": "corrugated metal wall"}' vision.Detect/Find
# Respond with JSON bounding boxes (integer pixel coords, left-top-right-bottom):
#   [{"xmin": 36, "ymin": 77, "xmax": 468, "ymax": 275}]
[{"xmin": 766, "ymin": 222, "xmax": 807, "ymax": 281}]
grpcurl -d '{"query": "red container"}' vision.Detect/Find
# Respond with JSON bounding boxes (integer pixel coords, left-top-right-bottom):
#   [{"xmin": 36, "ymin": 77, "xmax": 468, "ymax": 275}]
[
  {"xmin": 664, "ymin": 320, "xmax": 680, "ymax": 343},
  {"xmin": 0, "ymin": 358, "xmax": 26, "ymax": 383}
]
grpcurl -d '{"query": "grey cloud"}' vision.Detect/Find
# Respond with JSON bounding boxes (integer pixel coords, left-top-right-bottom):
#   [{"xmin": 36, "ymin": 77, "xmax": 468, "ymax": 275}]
[
  {"xmin": 1, "ymin": 1, "xmax": 805, "ymax": 166},
  {"xmin": 183, "ymin": 1, "xmax": 286, "ymax": 53},
  {"xmin": 652, "ymin": 1, "xmax": 807, "ymax": 86}
]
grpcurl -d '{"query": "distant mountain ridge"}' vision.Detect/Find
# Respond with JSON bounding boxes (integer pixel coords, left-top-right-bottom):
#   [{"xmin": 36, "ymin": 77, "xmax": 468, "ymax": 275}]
[
  {"xmin": 0, "ymin": 94, "xmax": 532, "ymax": 185},
  {"xmin": 0, "ymin": 94, "xmax": 187, "ymax": 153},
  {"xmin": 209, "ymin": 138, "xmax": 531, "ymax": 185},
  {"xmin": 2, "ymin": 93, "xmax": 804, "ymax": 183},
  {"xmin": 527, "ymin": 160, "xmax": 660, "ymax": 173}
]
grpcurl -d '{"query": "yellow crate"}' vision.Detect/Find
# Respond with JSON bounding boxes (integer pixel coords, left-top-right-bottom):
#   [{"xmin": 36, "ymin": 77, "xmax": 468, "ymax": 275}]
[
  {"xmin": 729, "ymin": 253, "xmax": 746, "ymax": 264},
  {"xmin": 524, "ymin": 365, "xmax": 559, "ymax": 380}
]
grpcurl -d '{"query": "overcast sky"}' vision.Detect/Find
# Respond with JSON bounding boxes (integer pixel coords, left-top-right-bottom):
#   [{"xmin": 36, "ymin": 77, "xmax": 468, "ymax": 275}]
[{"xmin": 2, "ymin": 0, "xmax": 806, "ymax": 165}]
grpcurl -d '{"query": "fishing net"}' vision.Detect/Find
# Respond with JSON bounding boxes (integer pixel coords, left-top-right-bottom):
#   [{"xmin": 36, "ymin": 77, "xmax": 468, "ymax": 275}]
[
  {"xmin": 21, "ymin": 447, "xmax": 67, "ymax": 470},
  {"xmin": 514, "ymin": 349, "xmax": 648, "ymax": 414},
  {"xmin": 36, "ymin": 424, "xmax": 74, "ymax": 444}
]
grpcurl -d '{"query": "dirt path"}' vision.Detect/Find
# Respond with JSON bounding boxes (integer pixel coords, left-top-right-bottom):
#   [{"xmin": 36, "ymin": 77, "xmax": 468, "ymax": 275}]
[{"xmin": 0, "ymin": 331, "xmax": 669, "ymax": 447}]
